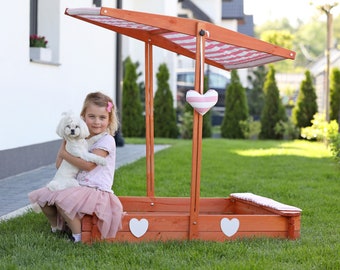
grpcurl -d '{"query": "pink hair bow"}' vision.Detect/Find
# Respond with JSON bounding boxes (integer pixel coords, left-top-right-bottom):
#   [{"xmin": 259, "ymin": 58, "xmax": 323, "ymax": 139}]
[{"xmin": 107, "ymin": 101, "xmax": 113, "ymax": 112}]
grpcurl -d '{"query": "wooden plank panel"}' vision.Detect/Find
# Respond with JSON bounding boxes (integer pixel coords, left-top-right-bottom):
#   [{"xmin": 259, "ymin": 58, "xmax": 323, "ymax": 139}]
[
  {"xmin": 119, "ymin": 196, "xmax": 191, "ymax": 212},
  {"xmin": 119, "ymin": 196, "xmax": 235, "ymax": 213},
  {"xmin": 199, "ymin": 198, "xmax": 234, "ymax": 213},
  {"xmin": 232, "ymin": 200, "xmax": 275, "ymax": 215},
  {"xmin": 119, "ymin": 213, "xmax": 289, "ymax": 232},
  {"xmin": 121, "ymin": 214, "xmax": 190, "ymax": 232},
  {"xmin": 197, "ymin": 215, "xmax": 288, "ymax": 232},
  {"xmin": 106, "ymin": 231, "xmax": 189, "ymax": 243},
  {"xmin": 88, "ymin": 231, "xmax": 295, "ymax": 243},
  {"xmin": 82, "ymin": 217, "xmax": 300, "ymax": 243},
  {"xmin": 197, "ymin": 231, "xmax": 289, "ymax": 241}
]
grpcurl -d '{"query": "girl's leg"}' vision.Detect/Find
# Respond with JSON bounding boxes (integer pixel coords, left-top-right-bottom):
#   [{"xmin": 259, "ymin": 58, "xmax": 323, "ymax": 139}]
[
  {"xmin": 56, "ymin": 206, "xmax": 82, "ymax": 242},
  {"xmin": 56, "ymin": 206, "xmax": 81, "ymax": 234},
  {"xmin": 41, "ymin": 204, "xmax": 58, "ymax": 228}
]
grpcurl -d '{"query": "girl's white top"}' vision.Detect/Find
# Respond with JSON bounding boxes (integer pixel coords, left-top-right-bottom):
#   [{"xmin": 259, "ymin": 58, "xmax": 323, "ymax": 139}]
[{"xmin": 77, "ymin": 133, "xmax": 116, "ymax": 193}]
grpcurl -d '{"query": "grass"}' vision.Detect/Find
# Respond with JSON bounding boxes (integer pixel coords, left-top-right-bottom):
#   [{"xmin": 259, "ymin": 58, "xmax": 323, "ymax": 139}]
[{"xmin": 1, "ymin": 139, "xmax": 340, "ymax": 269}]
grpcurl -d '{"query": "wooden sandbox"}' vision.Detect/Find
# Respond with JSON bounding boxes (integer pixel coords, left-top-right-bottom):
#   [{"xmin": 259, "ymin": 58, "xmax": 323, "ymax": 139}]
[
  {"xmin": 82, "ymin": 194, "xmax": 301, "ymax": 243},
  {"xmin": 64, "ymin": 7, "xmax": 301, "ymax": 244}
]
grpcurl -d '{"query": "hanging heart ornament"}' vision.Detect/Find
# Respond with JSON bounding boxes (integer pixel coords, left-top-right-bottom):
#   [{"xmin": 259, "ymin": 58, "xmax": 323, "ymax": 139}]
[{"xmin": 186, "ymin": 89, "xmax": 218, "ymax": 115}]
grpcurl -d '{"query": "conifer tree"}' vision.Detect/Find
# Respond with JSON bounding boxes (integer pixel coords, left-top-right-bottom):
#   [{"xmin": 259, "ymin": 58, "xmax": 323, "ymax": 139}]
[
  {"xmin": 292, "ymin": 70, "xmax": 318, "ymax": 128},
  {"xmin": 202, "ymin": 75, "xmax": 212, "ymax": 138},
  {"xmin": 330, "ymin": 67, "xmax": 340, "ymax": 124},
  {"xmin": 154, "ymin": 63, "xmax": 179, "ymax": 138},
  {"xmin": 259, "ymin": 65, "xmax": 287, "ymax": 139},
  {"xmin": 247, "ymin": 66, "xmax": 267, "ymax": 120},
  {"xmin": 122, "ymin": 57, "xmax": 144, "ymax": 137},
  {"xmin": 221, "ymin": 69, "xmax": 249, "ymax": 138}
]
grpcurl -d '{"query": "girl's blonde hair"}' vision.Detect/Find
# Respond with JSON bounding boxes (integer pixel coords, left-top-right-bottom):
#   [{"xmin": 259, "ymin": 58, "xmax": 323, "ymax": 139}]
[{"xmin": 80, "ymin": 91, "xmax": 119, "ymax": 135}]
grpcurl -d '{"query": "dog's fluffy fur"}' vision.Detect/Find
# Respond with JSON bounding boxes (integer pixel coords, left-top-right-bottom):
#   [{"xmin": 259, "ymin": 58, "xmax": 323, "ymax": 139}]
[{"xmin": 46, "ymin": 112, "xmax": 106, "ymax": 191}]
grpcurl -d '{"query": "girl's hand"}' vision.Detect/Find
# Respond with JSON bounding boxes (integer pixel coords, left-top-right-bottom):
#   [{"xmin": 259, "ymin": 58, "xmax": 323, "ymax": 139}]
[
  {"xmin": 61, "ymin": 144, "xmax": 107, "ymax": 172},
  {"xmin": 56, "ymin": 140, "xmax": 67, "ymax": 169}
]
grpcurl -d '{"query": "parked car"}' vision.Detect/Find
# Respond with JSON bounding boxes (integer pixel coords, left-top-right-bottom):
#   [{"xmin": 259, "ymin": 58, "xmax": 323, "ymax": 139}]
[{"xmin": 176, "ymin": 69, "xmax": 230, "ymax": 125}]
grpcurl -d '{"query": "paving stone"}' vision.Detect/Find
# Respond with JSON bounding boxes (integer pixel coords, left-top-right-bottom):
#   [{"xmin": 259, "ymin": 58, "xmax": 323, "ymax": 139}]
[{"xmin": 0, "ymin": 144, "xmax": 168, "ymax": 219}]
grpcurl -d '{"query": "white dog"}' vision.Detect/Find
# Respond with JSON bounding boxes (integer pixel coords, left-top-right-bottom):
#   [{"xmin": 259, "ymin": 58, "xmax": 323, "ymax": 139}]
[{"xmin": 46, "ymin": 112, "xmax": 106, "ymax": 191}]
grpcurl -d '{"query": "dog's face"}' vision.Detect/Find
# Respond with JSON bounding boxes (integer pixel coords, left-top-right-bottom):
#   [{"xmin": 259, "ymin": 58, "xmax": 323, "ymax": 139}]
[{"xmin": 56, "ymin": 112, "xmax": 90, "ymax": 140}]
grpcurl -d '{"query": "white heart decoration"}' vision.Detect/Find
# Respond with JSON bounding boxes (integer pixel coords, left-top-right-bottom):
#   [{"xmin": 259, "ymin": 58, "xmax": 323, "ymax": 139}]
[
  {"xmin": 220, "ymin": 218, "xmax": 240, "ymax": 237},
  {"xmin": 186, "ymin": 89, "xmax": 218, "ymax": 115},
  {"xmin": 129, "ymin": 218, "xmax": 149, "ymax": 238}
]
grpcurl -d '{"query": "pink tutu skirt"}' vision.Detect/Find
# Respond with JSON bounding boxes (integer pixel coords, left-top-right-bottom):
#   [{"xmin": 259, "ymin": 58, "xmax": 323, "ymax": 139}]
[{"xmin": 28, "ymin": 186, "xmax": 124, "ymax": 239}]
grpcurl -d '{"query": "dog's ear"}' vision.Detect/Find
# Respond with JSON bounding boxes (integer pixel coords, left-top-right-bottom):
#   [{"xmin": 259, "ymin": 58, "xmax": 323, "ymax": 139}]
[
  {"xmin": 56, "ymin": 115, "xmax": 66, "ymax": 138},
  {"xmin": 79, "ymin": 117, "xmax": 90, "ymax": 138}
]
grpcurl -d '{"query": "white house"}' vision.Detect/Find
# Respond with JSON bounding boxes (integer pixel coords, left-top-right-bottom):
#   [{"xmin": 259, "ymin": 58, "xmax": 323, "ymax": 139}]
[
  {"xmin": 0, "ymin": 0, "xmax": 252, "ymax": 179},
  {"xmin": 0, "ymin": 0, "xmax": 122, "ymax": 178}
]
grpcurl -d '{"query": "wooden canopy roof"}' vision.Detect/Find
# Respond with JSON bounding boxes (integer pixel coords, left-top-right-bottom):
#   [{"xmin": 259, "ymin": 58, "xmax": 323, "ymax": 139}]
[{"xmin": 65, "ymin": 7, "xmax": 295, "ymax": 70}]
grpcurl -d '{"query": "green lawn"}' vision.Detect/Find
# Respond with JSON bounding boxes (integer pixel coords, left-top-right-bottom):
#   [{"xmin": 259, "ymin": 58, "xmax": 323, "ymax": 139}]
[{"xmin": 1, "ymin": 139, "xmax": 339, "ymax": 269}]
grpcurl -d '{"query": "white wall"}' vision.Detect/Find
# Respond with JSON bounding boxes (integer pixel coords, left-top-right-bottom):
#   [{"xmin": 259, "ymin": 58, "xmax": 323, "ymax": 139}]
[
  {"xmin": 0, "ymin": 0, "xmax": 117, "ymax": 150},
  {"xmin": 121, "ymin": 0, "xmax": 179, "ymax": 106},
  {"xmin": 0, "ymin": 0, "xmax": 231, "ymax": 151}
]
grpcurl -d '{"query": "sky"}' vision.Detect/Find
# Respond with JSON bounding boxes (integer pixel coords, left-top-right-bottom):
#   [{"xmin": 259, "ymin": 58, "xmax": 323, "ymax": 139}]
[{"xmin": 244, "ymin": 0, "xmax": 340, "ymax": 25}]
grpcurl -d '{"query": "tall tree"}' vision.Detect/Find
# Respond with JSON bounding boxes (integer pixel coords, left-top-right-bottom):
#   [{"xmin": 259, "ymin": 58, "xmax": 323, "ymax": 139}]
[
  {"xmin": 260, "ymin": 65, "xmax": 287, "ymax": 139},
  {"xmin": 260, "ymin": 29, "xmax": 295, "ymax": 72},
  {"xmin": 247, "ymin": 66, "xmax": 267, "ymax": 120},
  {"xmin": 330, "ymin": 67, "xmax": 340, "ymax": 125},
  {"xmin": 221, "ymin": 70, "xmax": 249, "ymax": 138},
  {"xmin": 292, "ymin": 70, "xmax": 318, "ymax": 128},
  {"xmin": 122, "ymin": 57, "xmax": 144, "ymax": 137},
  {"xmin": 154, "ymin": 63, "xmax": 179, "ymax": 138}
]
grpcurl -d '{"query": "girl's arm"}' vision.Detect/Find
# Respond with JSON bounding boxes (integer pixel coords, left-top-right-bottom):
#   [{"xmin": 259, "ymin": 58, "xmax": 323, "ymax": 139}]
[
  {"xmin": 56, "ymin": 140, "xmax": 66, "ymax": 169},
  {"xmin": 58, "ymin": 142, "xmax": 108, "ymax": 171}
]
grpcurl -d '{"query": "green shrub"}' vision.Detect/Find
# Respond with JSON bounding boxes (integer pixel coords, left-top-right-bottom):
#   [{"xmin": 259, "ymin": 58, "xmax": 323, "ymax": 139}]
[
  {"xmin": 259, "ymin": 65, "xmax": 287, "ymax": 139},
  {"xmin": 327, "ymin": 120, "xmax": 340, "ymax": 161},
  {"xmin": 330, "ymin": 67, "xmax": 340, "ymax": 124},
  {"xmin": 154, "ymin": 63, "xmax": 179, "ymax": 138},
  {"xmin": 300, "ymin": 113, "xmax": 340, "ymax": 161},
  {"xmin": 239, "ymin": 117, "xmax": 261, "ymax": 140},
  {"xmin": 180, "ymin": 110, "xmax": 193, "ymax": 139},
  {"xmin": 122, "ymin": 57, "xmax": 144, "ymax": 137},
  {"xmin": 221, "ymin": 70, "xmax": 249, "ymax": 138},
  {"xmin": 275, "ymin": 119, "xmax": 300, "ymax": 140},
  {"xmin": 292, "ymin": 70, "xmax": 318, "ymax": 128},
  {"xmin": 246, "ymin": 65, "xmax": 266, "ymax": 120},
  {"xmin": 300, "ymin": 113, "xmax": 329, "ymax": 141}
]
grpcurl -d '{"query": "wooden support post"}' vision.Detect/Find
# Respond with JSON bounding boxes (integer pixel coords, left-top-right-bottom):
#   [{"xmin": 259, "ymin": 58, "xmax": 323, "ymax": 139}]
[
  {"xmin": 145, "ymin": 41, "xmax": 155, "ymax": 197},
  {"xmin": 189, "ymin": 22, "xmax": 206, "ymax": 240},
  {"xmin": 287, "ymin": 216, "xmax": 300, "ymax": 240}
]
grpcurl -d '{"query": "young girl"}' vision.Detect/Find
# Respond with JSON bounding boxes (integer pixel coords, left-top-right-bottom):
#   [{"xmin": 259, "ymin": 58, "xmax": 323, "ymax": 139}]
[{"xmin": 29, "ymin": 92, "xmax": 124, "ymax": 243}]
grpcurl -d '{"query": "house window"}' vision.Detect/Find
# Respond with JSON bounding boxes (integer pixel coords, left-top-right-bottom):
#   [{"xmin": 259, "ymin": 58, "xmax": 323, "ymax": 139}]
[
  {"xmin": 93, "ymin": 0, "xmax": 102, "ymax": 7},
  {"xmin": 29, "ymin": 0, "xmax": 60, "ymax": 63},
  {"xmin": 30, "ymin": 0, "xmax": 38, "ymax": 35}
]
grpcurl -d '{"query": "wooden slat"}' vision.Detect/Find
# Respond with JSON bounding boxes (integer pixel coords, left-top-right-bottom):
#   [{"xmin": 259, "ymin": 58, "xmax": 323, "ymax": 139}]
[
  {"xmin": 107, "ymin": 231, "xmax": 189, "ymax": 243},
  {"xmin": 232, "ymin": 200, "xmax": 276, "ymax": 215},
  {"xmin": 121, "ymin": 214, "xmax": 190, "ymax": 232},
  {"xmin": 119, "ymin": 196, "xmax": 233, "ymax": 213},
  {"xmin": 144, "ymin": 41, "xmax": 155, "ymax": 197},
  {"xmin": 198, "ymin": 215, "xmax": 289, "ymax": 231},
  {"xmin": 189, "ymin": 22, "xmax": 206, "ymax": 240},
  {"xmin": 196, "ymin": 231, "xmax": 291, "ymax": 241},
  {"xmin": 119, "ymin": 196, "xmax": 191, "ymax": 212}
]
